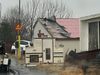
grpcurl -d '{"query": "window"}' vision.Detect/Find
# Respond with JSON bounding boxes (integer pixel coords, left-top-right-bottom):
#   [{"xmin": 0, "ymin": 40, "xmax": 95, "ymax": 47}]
[
  {"xmin": 20, "ymin": 41, "xmax": 28, "ymax": 45},
  {"xmin": 30, "ymin": 55, "xmax": 39, "ymax": 62},
  {"xmin": 89, "ymin": 22, "xmax": 98, "ymax": 50},
  {"xmin": 46, "ymin": 48, "xmax": 51, "ymax": 60}
]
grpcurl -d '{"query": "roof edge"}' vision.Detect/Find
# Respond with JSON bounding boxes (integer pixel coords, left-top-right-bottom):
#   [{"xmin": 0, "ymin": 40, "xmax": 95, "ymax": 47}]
[
  {"xmin": 80, "ymin": 13, "xmax": 100, "ymax": 21},
  {"xmin": 56, "ymin": 37, "xmax": 79, "ymax": 40}
]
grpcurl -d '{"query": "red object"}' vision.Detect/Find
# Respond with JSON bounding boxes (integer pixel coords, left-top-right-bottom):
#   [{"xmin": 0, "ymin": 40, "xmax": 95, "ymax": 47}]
[
  {"xmin": 56, "ymin": 18, "xmax": 80, "ymax": 38},
  {"xmin": 16, "ymin": 23, "xmax": 22, "ymax": 31}
]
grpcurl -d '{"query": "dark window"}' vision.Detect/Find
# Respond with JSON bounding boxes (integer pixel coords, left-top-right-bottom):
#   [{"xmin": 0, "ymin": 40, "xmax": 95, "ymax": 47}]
[
  {"xmin": 15, "ymin": 40, "xmax": 28, "ymax": 45},
  {"xmin": 99, "ymin": 22, "xmax": 100, "ymax": 49},
  {"xmin": 30, "ymin": 55, "xmax": 39, "ymax": 62},
  {"xmin": 46, "ymin": 48, "xmax": 51, "ymax": 60},
  {"xmin": 89, "ymin": 22, "xmax": 98, "ymax": 50},
  {"xmin": 20, "ymin": 41, "xmax": 28, "ymax": 45}
]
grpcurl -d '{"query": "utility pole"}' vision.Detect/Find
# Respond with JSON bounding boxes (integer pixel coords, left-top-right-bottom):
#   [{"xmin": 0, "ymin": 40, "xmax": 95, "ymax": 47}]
[{"xmin": 17, "ymin": 0, "xmax": 21, "ymax": 60}]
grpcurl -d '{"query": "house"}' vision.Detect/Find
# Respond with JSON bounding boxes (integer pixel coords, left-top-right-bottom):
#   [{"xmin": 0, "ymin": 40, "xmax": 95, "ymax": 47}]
[
  {"xmin": 56, "ymin": 18, "xmax": 80, "ymax": 52},
  {"xmin": 80, "ymin": 13, "xmax": 100, "ymax": 51},
  {"xmin": 25, "ymin": 16, "xmax": 80, "ymax": 66}
]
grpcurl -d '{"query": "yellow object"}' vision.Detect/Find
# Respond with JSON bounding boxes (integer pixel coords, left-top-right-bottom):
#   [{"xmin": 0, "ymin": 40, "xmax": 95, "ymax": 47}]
[{"xmin": 18, "ymin": 34, "xmax": 21, "ymax": 59}]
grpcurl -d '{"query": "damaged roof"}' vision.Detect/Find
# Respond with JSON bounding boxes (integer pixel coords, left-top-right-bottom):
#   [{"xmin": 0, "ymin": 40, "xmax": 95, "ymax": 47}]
[
  {"xmin": 38, "ymin": 16, "xmax": 70, "ymax": 38},
  {"xmin": 56, "ymin": 18, "xmax": 80, "ymax": 38},
  {"xmin": 34, "ymin": 16, "xmax": 80, "ymax": 38}
]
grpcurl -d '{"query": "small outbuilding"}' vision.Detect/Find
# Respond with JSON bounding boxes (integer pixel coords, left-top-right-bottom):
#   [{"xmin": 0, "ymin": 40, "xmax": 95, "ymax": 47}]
[{"xmin": 25, "ymin": 16, "xmax": 80, "ymax": 66}]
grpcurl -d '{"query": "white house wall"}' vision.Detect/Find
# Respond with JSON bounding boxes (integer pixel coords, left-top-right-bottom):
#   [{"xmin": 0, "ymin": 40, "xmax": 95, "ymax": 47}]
[
  {"xmin": 80, "ymin": 21, "xmax": 89, "ymax": 51},
  {"xmin": 26, "ymin": 58, "xmax": 30, "ymax": 64},
  {"xmin": 54, "ymin": 57, "xmax": 63, "ymax": 63},
  {"xmin": 33, "ymin": 39, "xmax": 42, "ymax": 52},
  {"xmin": 55, "ymin": 40, "xmax": 80, "ymax": 54},
  {"xmin": 34, "ymin": 22, "xmax": 51, "ymax": 38},
  {"xmin": 26, "ymin": 39, "xmax": 55, "ymax": 63},
  {"xmin": 26, "ymin": 39, "xmax": 43, "ymax": 54},
  {"xmin": 25, "ymin": 39, "xmax": 43, "ymax": 64},
  {"xmin": 33, "ymin": 39, "xmax": 55, "ymax": 63}
]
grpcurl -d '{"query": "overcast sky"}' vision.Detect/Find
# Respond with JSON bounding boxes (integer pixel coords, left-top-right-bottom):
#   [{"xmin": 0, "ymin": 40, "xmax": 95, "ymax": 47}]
[{"xmin": 0, "ymin": 0, "xmax": 100, "ymax": 18}]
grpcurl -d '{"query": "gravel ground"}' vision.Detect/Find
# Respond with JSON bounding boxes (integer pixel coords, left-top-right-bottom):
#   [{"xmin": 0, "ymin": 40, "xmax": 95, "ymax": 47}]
[{"xmin": 9, "ymin": 54, "xmax": 58, "ymax": 75}]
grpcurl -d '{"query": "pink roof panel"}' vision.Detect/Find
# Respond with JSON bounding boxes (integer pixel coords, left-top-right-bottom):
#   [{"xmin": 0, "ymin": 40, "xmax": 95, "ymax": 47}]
[{"xmin": 56, "ymin": 18, "xmax": 80, "ymax": 38}]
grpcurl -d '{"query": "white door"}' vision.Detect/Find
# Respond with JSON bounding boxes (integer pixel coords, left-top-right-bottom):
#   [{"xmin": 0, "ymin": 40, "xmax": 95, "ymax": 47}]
[{"xmin": 43, "ymin": 39, "xmax": 53, "ymax": 63}]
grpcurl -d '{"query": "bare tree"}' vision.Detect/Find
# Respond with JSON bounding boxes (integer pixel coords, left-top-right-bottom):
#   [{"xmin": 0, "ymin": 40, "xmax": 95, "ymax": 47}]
[
  {"xmin": 25, "ymin": 0, "xmax": 73, "ymax": 18},
  {"xmin": 3, "ymin": 6, "xmax": 31, "ymax": 40},
  {"xmin": 2, "ymin": 0, "xmax": 73, "ymax": 41},
  {"xmin": 24, "ymin": 0, "xmax": 73, "ymax": 40}
]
